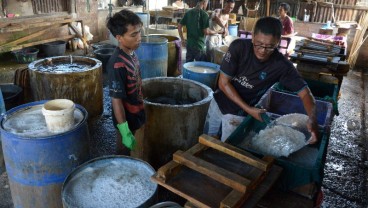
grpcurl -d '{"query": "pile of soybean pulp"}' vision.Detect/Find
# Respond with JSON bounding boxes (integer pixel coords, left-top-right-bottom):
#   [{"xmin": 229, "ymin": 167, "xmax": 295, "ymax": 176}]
[{"xmin": 244, "ymin": 113, "xmax": 312, "ymax": 158}]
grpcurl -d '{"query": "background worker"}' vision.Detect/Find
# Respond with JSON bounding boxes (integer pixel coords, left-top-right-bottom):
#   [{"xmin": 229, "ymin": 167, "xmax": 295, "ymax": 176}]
[
  {"xmin": 106, "ymin": 9, "xmax": 145, "ymax": 155},
  {"xmin": 206, "ymin": 0, "xmax": 235, "ymax": 62},
  {"xmin": 178, "ymin": 0, "xmax": 220, "ymax": 62},
  {"xmin": 204, "ymin": 17, "xmax": 319, "ymax": 144},
  {"xmin": 279, "ymin": 2, "xmax": 294, "ymax": 36},
  {"xmin": 172, "ymin": 0, "xmax": 189, "ymax": 9}
]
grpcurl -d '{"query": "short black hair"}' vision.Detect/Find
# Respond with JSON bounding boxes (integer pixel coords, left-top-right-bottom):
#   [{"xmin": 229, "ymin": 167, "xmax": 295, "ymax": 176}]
[
  {"xmin": 280, "ymin": 2, "xmax": 290, "ymax": 12},
  {"xmin": 106, "ymin": 9, "xmax": 143, "ymax": 37},
  {"xmin": 254, "ymin": 16, "xmax": 282, "ymax": 39},
  {"xmin": 226, "ymin": 0, "xmax": 235, "ymax": 3}
]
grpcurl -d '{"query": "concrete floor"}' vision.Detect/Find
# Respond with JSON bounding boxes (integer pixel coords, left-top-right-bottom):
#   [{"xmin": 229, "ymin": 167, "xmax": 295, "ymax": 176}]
[{"xmin": 0, "ymin": 48, "xmax": 367, "ymax": 207}]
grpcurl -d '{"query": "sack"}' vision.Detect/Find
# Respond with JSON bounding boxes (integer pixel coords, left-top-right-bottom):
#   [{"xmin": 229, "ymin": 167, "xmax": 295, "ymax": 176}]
[{"xmin": 239, "ymin": 17, "xmax": 259, "ymax": 32}]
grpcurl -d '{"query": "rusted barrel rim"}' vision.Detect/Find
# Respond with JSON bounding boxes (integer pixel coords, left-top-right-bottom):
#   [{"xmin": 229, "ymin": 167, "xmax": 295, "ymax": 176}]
[
  {"xmin": 143, "ymin": 77, "xmax": 213, "ymax": 108},
  {"xmin": 28, "ymin": 56, "xmax": 102, "ymax": 73}
]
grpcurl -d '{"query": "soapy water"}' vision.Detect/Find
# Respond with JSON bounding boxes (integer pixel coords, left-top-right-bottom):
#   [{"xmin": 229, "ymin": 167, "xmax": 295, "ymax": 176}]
[
  {"xmin": 36, "ymin": 63, "xmax": 93, "ymax": 73},
  {"xmin": 2, "ymin": 104, "xmax": 84, "ymax": 138},
  {"xmin": 186, "ymin": 65, "xmax": 218, "ymax": 74},
  {"xmin": 62, "ymin": 159, "xmax": 156, "ymax": 208}
]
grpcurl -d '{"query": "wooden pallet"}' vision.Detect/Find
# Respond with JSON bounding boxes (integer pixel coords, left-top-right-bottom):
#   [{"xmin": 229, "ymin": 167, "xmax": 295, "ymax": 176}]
[{"xmin": 151, "ymin": 134, "xmax": 282, "ymax": 208}]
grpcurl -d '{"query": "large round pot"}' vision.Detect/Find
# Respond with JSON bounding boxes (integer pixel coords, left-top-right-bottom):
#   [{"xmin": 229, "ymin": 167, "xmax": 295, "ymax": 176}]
[
  {"xmin": 62, "ymin": 156, "xmax": 157, "ymax": 208},
  {"xmin": 28, "ymin": 56, "xmax": 103, "ymax": 118}
]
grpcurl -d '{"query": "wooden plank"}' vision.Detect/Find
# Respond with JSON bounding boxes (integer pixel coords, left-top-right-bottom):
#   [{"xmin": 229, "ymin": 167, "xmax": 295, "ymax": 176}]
[
  {"xmin": 7, "ymin": 35, "xmax": 75, "ymax": 51},
  {"xmin": 151, "ymin": 173, "xmax": 212, "ymax": 208},
  {"xmin": 0, "ymin": 19, "xmax": 73, "ymax": 33},
  {"xmin": 221, "ymin": 190, "xmax": 247, "ymax": 208},
  {"xmin": 156, "ymin": 143, "xmax": 208, "ymax": 182},
  {"xmin": 173, "ymin": 150, "xmax": 251, "ymax": 193},
  {"xmin": 156, "ymin": 160, "xmax": 182, "ymax": 182},
  {"xmin": 0, "ymin": 23, "xmax": 67, "ymax": 52},
  {"xmin": 198, "ymin": 135, "xmax": 271, "ymax": 172}
]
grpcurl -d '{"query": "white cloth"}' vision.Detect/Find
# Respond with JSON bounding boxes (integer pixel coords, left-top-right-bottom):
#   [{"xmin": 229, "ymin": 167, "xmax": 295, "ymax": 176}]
[{"xmin": 206, "ymin": 34, "xmax": 222, "ymax": 62}]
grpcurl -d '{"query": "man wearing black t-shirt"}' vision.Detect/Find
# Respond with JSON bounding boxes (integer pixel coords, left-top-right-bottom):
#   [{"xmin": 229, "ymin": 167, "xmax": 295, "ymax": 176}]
[
  {"xmin": 204, "ymin": 16, "xmax": 319, "ymax": 144},
  {"xmin": 106, "ymin": 10, "xmax": 145, "ymax": 155}
]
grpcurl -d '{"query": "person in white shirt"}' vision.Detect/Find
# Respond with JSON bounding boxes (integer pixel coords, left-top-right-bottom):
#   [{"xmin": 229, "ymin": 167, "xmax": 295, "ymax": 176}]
[
  {"xmin": 206, "ymin": 0, "xmax": 235, "ymax": 62},
  {"xmin": 172, "ymin": 0, "xmax": 189, "ymax": 9}
]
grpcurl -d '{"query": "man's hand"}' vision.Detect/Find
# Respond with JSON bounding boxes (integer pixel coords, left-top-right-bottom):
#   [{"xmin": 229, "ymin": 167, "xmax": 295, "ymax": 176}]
[
  {"xmin": 117, "ymin": 122, "xmax": 136, "ymax": 150},
  {"xmin": 248, "ymin": 107, "xmax": 267, "ymax": 122},
  {"xmin": 306, "ymin": 118, "xmax": 319, "ymax": 144}
]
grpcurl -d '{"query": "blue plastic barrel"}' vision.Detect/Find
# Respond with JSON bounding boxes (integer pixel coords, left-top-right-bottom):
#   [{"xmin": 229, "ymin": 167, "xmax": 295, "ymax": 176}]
[
  {"xmin": 228, "ymin": 24, "xmax": 238, "ymax": 36},
  {"xmin": 182, "ymin": 61, "xmax": 220, "ymax": 90},
  {"xmin": 1, "ymin": 101, "xmax": 90, "ymax": 208},
  {"xmin": 135, "ymin": 36, "xmax": 168, "ymax": 79},
  {"xmin": 0, "ymin": 87, "xmax": 5, "ymax": 174},
  {"xmin": 0, "ymin": 87, "xmax": 5, "ymax": 116},
  {"xmin": 135, "ymin": 12, "xmax": 150, "ymax": 34}
]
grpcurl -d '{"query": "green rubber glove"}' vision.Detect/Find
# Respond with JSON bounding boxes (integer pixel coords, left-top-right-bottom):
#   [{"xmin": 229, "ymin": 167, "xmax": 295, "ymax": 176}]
[{"xmin": 117, "ymin": 122, "xmax": 136, "ymax": 150}]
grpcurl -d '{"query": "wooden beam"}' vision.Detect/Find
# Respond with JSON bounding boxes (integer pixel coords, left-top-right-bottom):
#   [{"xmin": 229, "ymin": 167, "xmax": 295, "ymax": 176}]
[
  {"xmin": 156, "ymin": 143, "xmax": 208, "ymax": 182},
  {"xmin": 8, "ymin": 35, "xmax": 75, "ymax": 51},
  {"xmin": 198, "ymin": 135, "xmax": 271, "ymax": 172},
  {"xmin": 173, "ymin": 150, "xmax": 251, "ymax": 193},
  {"xmin": 0, "ymin": 19, "xmax": 73, "ymax": 33},
  {"xmin": 0, "ymin": 23, "xmax": 67, "ymax": 52}
]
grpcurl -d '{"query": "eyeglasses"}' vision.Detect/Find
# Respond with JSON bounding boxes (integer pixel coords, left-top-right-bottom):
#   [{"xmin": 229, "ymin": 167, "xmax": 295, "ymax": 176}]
[{"xmin": 253, "ymin": 43, "xmax": 277, "ymax": 52}]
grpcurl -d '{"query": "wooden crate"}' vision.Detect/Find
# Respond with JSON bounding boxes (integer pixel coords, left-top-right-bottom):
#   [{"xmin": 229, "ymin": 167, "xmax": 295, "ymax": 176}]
[{"xmin": 151, "ymin": 135, "xmax": 282, "ymax": 208}]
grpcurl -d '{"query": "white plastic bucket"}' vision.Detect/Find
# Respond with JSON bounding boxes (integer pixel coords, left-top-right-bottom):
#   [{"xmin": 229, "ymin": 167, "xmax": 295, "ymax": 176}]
[{"xmin": 42, "ymin": 99, "xmax": 75, "ymax": 133}]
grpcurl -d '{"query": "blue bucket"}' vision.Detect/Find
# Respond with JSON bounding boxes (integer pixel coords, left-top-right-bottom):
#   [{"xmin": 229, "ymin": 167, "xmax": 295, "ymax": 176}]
[
  {"xmin": 228, "ymin": 24, "xmax": 238, "ymax": 36},
  {"xmin": 1, "ymin": 100, "xmax": 90, "ymax": 208},
  {"xmin": 182, "ymin": 61, "xmax": 220, "ymax": 90},
  {"xmin": 135, "ymin": 36, "xmax": 168, "ymax": 79}
]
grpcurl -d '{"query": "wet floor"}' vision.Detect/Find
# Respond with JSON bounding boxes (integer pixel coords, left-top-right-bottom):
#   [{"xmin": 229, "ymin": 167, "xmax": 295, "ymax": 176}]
[
  {"xmin": 320, "ymin": 69, "xmax": 368, "ymax": 208},
  {"xmin": 0, "ymin": 60, "xmax": 367, "ymax": 207}
]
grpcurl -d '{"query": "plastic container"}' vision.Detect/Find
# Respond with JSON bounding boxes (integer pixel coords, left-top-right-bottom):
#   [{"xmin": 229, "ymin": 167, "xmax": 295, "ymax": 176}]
[
  {"xmin": 0, "ymin": 84, "xmax": 23, "ymax": 111},
  {"xmin": 257, "ymin": 89, "xmax": 334, "ymax": 132},
  {"xmin": 182, "ymin": 61, "xmax": 220, "ymax": 90},
  {"xmin": 93, "ymin": 48, "xmax": 115, "ymax": 71},
  {"xmin": 135, "ymin": 36, "xmax": 168, "ymax": 79},
  {"xmin": 42, "ymin": 41, "xmax": 66, "ymax": 57},
  {"xmin": 42, "ymin": 99, "xmax": 75, "ymax": 133},
  {"xmin": 226, "ymin": 115, "xmax": 329, "ymax": 191},
  {"xmin": 12, "ymin": 47, "xmax": 39, "ymax": 63},
  {"xmin": 272, "ymin": 79, "xmax": 339, "ymax": 115},
  {"xmin": 214, "ymin": 45, "xmax": 228, "ymax": 65},
  {"xmin": 149, "ymin": 34, "xmax": 182, "ymax": 77},
  {"xmin": 136, "ymin": 12, "xmax": 150, "ymax": 35},
  {"xmin": 228, "ymin": 24, "xmax": 238, "ymax": 36},
  {"xmin": 0, "ymin": 87, "xmax": 5, "ymax": 174},
  {"xmin": 1, "ymin": 100, "xmax": 90, "ymax": 208}
]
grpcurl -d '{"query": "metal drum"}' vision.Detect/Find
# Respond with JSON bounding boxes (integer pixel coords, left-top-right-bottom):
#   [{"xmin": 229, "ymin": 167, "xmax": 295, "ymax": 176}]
[
  {"xmin": 62, "ymin": 156, "xmax": 157, "ymax": 208},
  {"xmin": 1, "ymin": 101, "xmax": 90, "ymax": 208}
]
